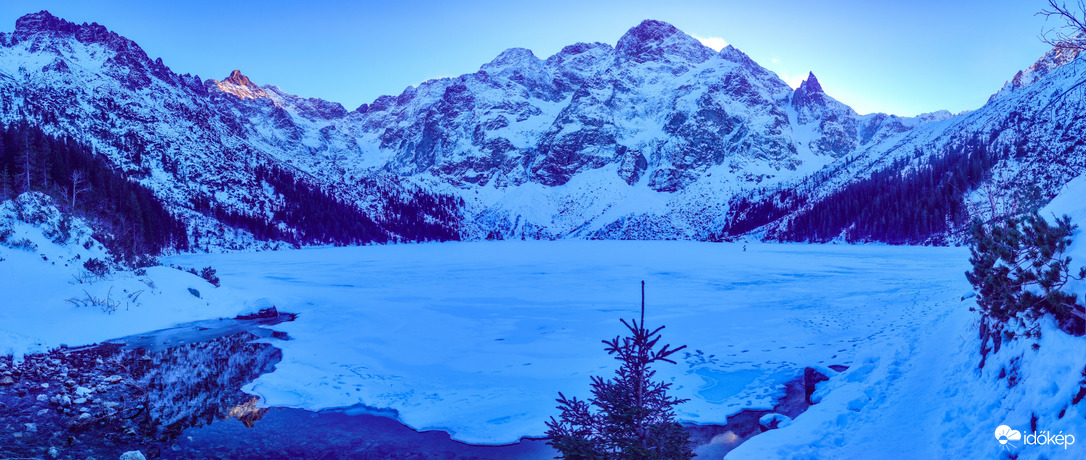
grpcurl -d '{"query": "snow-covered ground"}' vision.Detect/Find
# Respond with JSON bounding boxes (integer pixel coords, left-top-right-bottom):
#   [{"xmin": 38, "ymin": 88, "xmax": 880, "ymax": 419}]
[
  {"xmin": 166, "ymin": 240, "xmax": 973, "ymax": 447},
  {"xmin": 731, "ymin": 175, "xmax": 1086, "ymax": 459},
  {"xmin": 0, "ymin": 193, "xmax": 244, "ymax": 358},
  {"xmin": 8, "ymin": 189, "xmax": 1086, "ymax": 457}
]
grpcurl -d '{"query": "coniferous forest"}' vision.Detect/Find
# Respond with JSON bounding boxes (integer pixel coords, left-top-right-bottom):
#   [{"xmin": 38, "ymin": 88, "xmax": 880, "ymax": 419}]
[
  {"xmin": 0, "ymin": 121, "xmax": 464, "ymax": 261},
  {"xmin": 714, "ymin": 138, "xmax": 997, "ymax": 245},
  {"xmin": 779, "ymin": 139, "xmax": 994, "ymax": 243},
  {"xmin": 197, "ymin": 165, "xmax": 463, "ymax": 247},
  {"xmin": 0, "ymin": 121, "xmax": 188, "ymax": 260}
]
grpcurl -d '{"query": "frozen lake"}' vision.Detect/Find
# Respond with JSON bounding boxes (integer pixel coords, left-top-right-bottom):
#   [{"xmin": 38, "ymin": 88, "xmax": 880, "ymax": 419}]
[{"xmin": 167, "ymin": 240, "xmax": 970, "ymax": 444}]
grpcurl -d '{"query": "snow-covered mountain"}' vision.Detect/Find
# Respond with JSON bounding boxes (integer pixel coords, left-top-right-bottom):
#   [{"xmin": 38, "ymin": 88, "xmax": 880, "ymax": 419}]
[
  {"xmin": 0, "ymin": 11, "xmax": 1083, "ymax": 248},
  {"xmin": 739, "ymin": 43, "xmax": 1086, "ymax": 243}
]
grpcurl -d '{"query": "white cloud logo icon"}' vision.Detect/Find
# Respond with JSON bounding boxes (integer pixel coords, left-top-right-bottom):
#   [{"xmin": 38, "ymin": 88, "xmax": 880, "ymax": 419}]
[{"xmin": 995, "ymin": 425, "xmax": 1022, "ymax": 446}]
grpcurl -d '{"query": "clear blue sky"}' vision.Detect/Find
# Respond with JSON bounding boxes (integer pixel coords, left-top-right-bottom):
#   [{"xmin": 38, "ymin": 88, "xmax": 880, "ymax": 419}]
[{"xmin": 0, "ymin": 0, "xmax": 1059, "ymax": 116}]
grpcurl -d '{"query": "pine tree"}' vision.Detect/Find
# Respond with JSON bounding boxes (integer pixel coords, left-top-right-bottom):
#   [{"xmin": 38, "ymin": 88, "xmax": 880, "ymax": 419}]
[
  {"xmin": 546, "ymin": 281, "xmax": 693, "ymax": 459},
  {"xmin": 966, "ymin": 213, "xmax": 1086, "ymax": 334},
  {"xmin": 0, "ymin": 166, "xmax": 12, "ymax": 199}
]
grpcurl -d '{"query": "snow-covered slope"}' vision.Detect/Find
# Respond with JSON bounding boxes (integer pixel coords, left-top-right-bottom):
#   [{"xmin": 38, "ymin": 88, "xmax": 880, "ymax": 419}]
[
  {"xmin": 0, "ymin": 11, "xmax": 460, "ymax": 249},
  {"xmin": 0, "ymin": 12, "xmax": 952, "ymax": 245},
  {"xmin": 748, "ymin": 44, "xmax": 1086, "ymax": 243},
  {"xmin": 1, "ymin": 11, "xmax": 1084, "ymax": 245},
  {"xmin": 729, "ymin": 168, "xmax": 1086, "ymax": 460},
  {"xmin": 0, "ymin": 193, "xmax": 241, "ymax": 358}
]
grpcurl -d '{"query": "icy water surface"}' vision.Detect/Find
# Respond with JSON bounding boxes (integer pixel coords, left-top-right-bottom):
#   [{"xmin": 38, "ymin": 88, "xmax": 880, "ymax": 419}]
[
  {"xmin": 0, "ymin": 315, "xmax": 556, "ymax": 459},
  {"xmin": 166, "ymin": 241, "xmax": 969, "ymax": 444}
]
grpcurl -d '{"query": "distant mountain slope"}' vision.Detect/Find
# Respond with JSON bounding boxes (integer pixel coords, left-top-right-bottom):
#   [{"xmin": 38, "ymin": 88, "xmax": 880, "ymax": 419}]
[
  {"xmin": 0, "ymin": 11, "xmax": 1082, "ymax": 249},
  {"xmin": 733, "ymin": 45, "xmax": 1086, "ymax": 244},
  {"xmin": 0, "ymin": 11, "xmax": 461, "ymax": 251}
]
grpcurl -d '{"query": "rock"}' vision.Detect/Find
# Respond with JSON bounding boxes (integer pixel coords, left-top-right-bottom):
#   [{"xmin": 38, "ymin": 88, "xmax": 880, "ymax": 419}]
[
  {"xmin": 103, "ymin": 375, "xmax": 122, "ymax": 384},
  {"xmin": 47, "ymin": 446, "xmax": 59, "ymax": 458},
  {"xmin": 24, "ymin": 422, "xmax": 37, "ymax": 432},
  {"xmin": 78, "ymin": 412, "xmax": 92, "ymax": 420},
  {"xmin": 37, "ymin": 394, "xmax": 48, "ymax": 402},
  {"xmin": 120, "ymin": 451, "xmax": 147, "ymax": 460},
  {"xmin": 236, "ymin": 305, "xmax": 279, "ymax": 320},
  {"xmin": 759, "ymin": 413, "xmax": 792, "ymax": 431},
  {"xmin": 75, "ymin": 386, "xmax": 93, "ymax": 397},
  {"xmin": 0, "ymin": 376, "xmax": 13, "ymax": 385},
  {"xmin": 40, "ymin": 382, "xmax": 49, "ymax": 389},
  {"xmin": 803, "ymin": 366, "xmax": 833, "ymax": 403},
  {"xmin": 74, "ymin": 397, "xmax": 87, "ymax": 405}
]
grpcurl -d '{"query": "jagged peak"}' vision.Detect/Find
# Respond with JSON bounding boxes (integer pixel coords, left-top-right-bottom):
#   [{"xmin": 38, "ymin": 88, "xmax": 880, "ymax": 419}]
[
  {"xmin": 10, "ymin": 10, "xmax": 185, "ymax": 89},
  {"xmin": 224, "ymin": 69, "xmax": 256, "ymax": 87},
  {"xmin": 791, "ymin": 71, "xmax": 833, "ymax": 116},
  {"xmin": 615, "ymin": 19, "xmax": 714, "ymax": 65},
  {"xmin": 481, "ymin": 47, "xmax": 541, "ymax": 73},
  {"xmin": 620, "ymin": 19, "xmax": 682, "ymax": 44},
  {"xmin": 13, "ymin": 10, "xmax": 134, "ymax": 52},
  {"xmin": 208, "ymin": 69, "xmax": 268, "ymax": 101},
  {"xmin": 798, "ymin": 72, "xmax": 823, "ymax": 94},
  {"xmin": 717, "ymin": 44, "xmax": 746, "ymax": 60},
  {"xmin": 554, "ymin": 42, "xmax": 612, "ymax": 58},
  {"xmin": 544, "ymin": 41, "xmax": 613, "ymax": 71},
  {"xmin": 14, "ymin": 10, "xmax": 66, "ymax": 34},
  {"xmin": 1004, "ymin": 43, "xmax": 1083, "ymax": 93}
]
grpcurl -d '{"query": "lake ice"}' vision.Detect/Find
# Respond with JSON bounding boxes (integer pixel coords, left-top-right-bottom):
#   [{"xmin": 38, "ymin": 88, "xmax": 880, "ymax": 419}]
[{"xmin": 167, "ymin": 240, "xmax": 970, "ymax": 444}]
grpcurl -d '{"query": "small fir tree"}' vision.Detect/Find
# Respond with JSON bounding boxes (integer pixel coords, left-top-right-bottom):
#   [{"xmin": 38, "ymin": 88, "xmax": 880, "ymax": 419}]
[{"xmin": 546, "ymin": 281, "xmax": 693, "ymax": 459}]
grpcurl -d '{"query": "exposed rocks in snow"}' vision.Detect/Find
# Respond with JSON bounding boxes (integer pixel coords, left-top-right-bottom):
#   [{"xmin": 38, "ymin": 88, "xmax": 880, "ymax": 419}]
[
  {"xmin": 758, "ymin": 413, "xmax": 793, "ymax": 430},
  {"xmin": 119, "ymin": 450, "xmax": 147, "ymax": 460},
  {"xmin": 0, "ymin": 317, "xmax": 289, "ymax": 459}
]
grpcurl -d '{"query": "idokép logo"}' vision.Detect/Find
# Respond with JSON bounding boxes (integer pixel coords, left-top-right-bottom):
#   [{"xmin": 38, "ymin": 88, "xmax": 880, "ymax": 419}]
[
  {"xmin": 995, "ymin": 424, "xmax": 1075, "ymax": 451},
  {"xmin": 995, "ymin": 425, "xmax": 1021, "ymax": 450}
]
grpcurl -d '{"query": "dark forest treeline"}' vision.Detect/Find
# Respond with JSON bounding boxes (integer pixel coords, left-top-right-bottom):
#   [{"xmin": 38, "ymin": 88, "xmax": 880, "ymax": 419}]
[
  {"xmin": 379, "ymin": 188, "xmax": 462, "ymax": 242},
  {"xmin": 778, "ymin": 139, "xmax": 994, "ymax": 243},
  {"xmin": 712, "ymin": 138, "xmax": 996, "ymax": 244},
  {"xmin": 193, "ymin": 165, "xmax": 463, "ymax": 247},
  {"xmin": 190, "ymin": 164, "xmax": 389, "ymax": 247},
  {"xmin": 0, "ymin": 121, "xmax": 188, "ymax": 260},
  {"xmin": 0, "ymin": 121, "xmax": 464, "ymax": 261},
  {"xmin": 714, "ymin": 189, "xmax": 808, "ymax": 240}
]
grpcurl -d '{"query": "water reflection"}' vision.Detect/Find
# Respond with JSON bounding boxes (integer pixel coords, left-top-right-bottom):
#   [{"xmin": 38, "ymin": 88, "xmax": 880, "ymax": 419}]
[{"xmin": 0, "ymin": 317, "xmax": 286, "ymax": 459}]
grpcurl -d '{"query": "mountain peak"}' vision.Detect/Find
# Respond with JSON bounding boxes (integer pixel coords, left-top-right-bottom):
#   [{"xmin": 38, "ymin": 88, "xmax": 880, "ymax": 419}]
[
  {"xmin": 791, "ymin": 71, "xmax": 830, "ymax": 115},
  {"xmin": 210, "ymin": 69, "xmax": 267, "ymax": 100},
  {"xmin": 481, "ymin": 47, "xmax": 540, "ymax": 73},
  {"xmin": 10, "ymin": 10, "xmax": 182, "ymax": 90},
  {"xmin": 623, "ymin": 19, "xmax": 681, "ymax": 43},
  {"xmin": 14, "ymin": 10, "xmax": 65, "ymax": 34},
  {"xmin": 799, "ymin": 72, "xmax": 823, "ymax": 94},
  {"xmin": 14, "ymin": 10, "xmax": 111, "ymax": 43},
  {"xmin": 615, "ymin": 19, "xmax": 714, "ymax": 65},
  {"xmin": 224, "ymin": 69, "xmax": 255, "ymax": 87}
]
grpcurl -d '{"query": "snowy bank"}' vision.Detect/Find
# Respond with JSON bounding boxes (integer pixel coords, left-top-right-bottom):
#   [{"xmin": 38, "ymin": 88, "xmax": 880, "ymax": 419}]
[
  {"xmin": 729, "ymin": 174, "xmax": 1086, "ymax": 458},
  {"xmin": 0, "ymin": 193, "xmax": 245, "ymax": 359}
]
